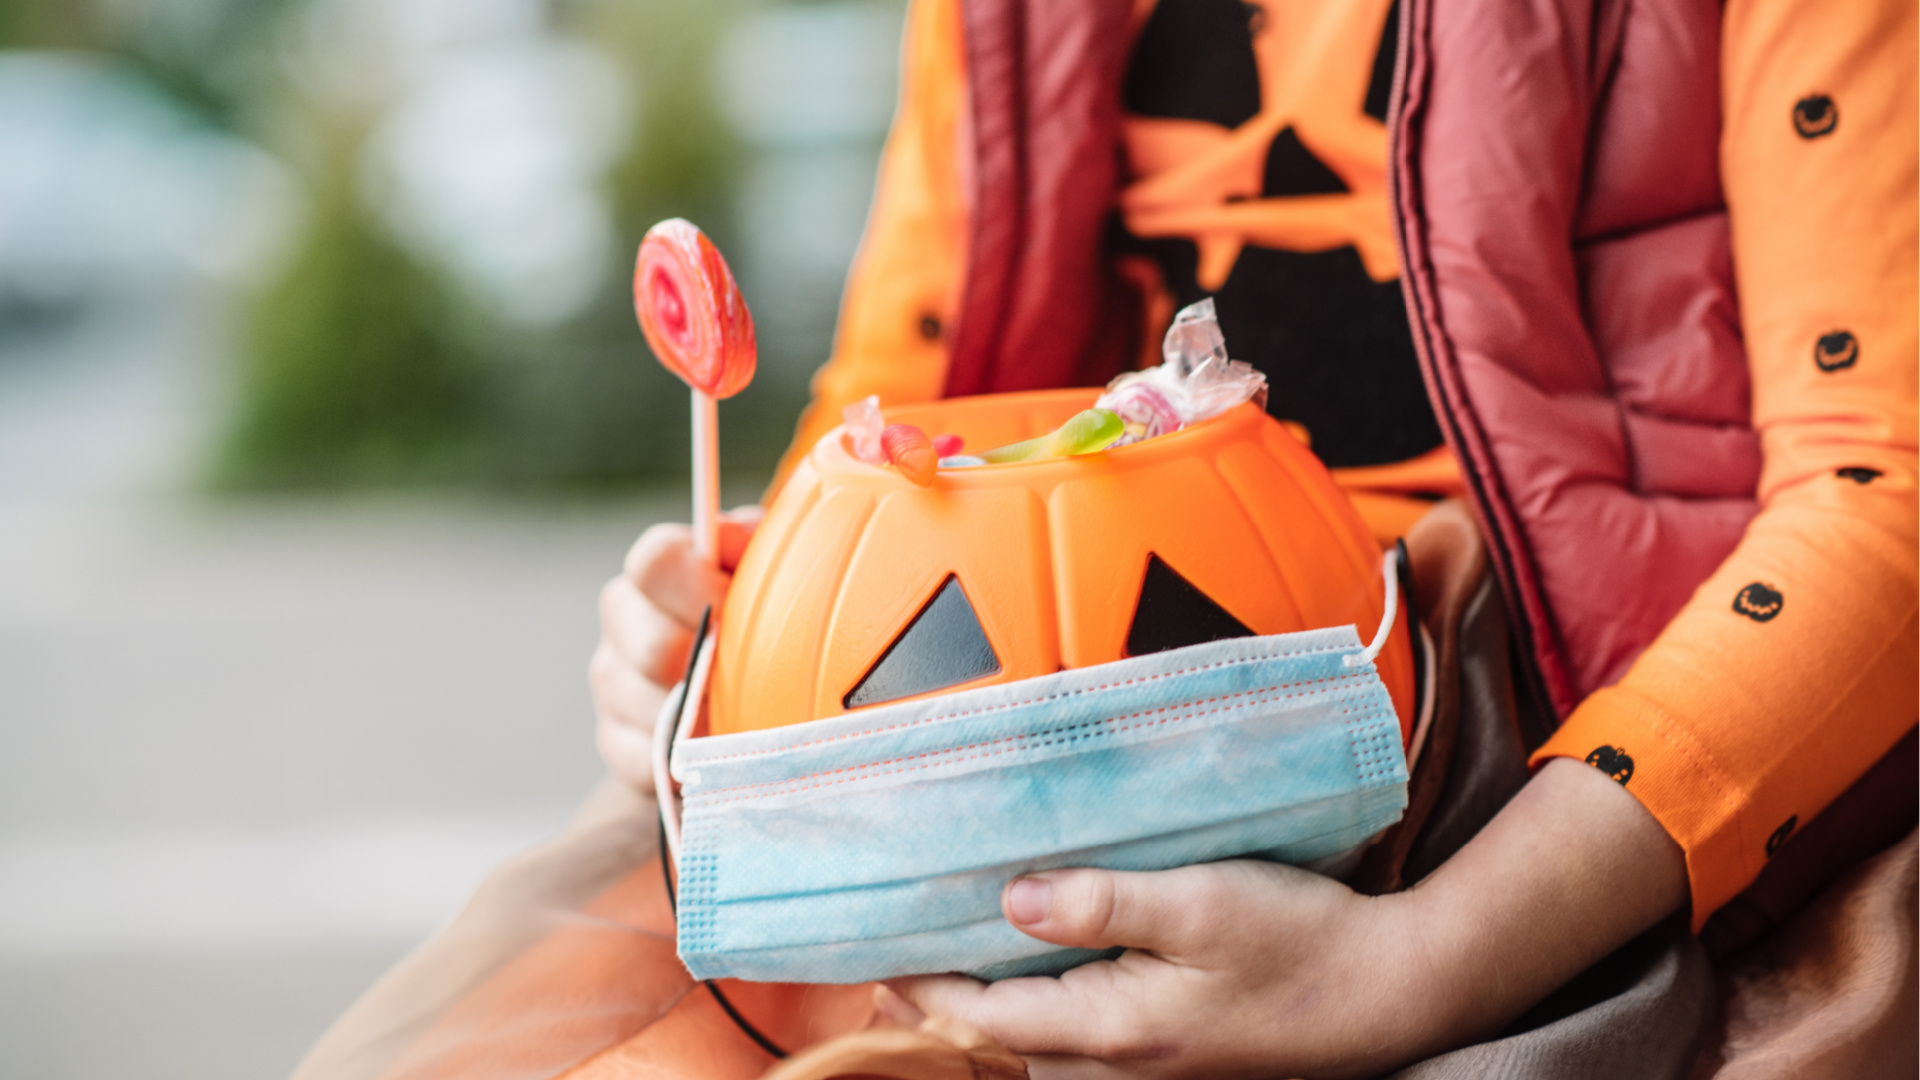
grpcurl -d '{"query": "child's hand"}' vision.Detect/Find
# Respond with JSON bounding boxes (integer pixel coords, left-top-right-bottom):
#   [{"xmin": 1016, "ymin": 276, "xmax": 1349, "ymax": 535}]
[
  {"xmin": 885, "ymin": 759, "xmax": 1688, "ymax": 1079},
  {"xmin": 591, "ymin": 508, "xmax": 761, "ymax": 793},
  {"xmin": 885, "ymin": 862, "xmax": 1437, "ymax": 1079}
]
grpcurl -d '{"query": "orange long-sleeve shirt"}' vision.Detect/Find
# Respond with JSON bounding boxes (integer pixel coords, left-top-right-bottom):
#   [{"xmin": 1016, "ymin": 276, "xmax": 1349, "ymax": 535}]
[
  {"xmin": 772, "ymin": 0, "xmax": 970, "ymax": 487},
  {"xmin": 779, "ymin": 0, "xmax": 1917, "ymax": 924},
  {"xmin": 1532, "ymin": 0, "xmax": 1918, "ymax": 925}
]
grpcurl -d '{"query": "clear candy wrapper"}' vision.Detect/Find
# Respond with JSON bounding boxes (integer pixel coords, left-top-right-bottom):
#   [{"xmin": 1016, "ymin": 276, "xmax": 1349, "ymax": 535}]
[
  {"xmin": 1097, "ymin": 298, "xmax": 1266, "ymax": 446},
  {"xmin": 843, "ymin": 395, "xmax": 886, "ymax": 465}
]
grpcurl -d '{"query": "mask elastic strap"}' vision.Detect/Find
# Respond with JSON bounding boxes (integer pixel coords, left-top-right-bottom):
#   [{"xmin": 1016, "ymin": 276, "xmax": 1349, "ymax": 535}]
[
  {"xmin": 1345, "ymin": 546, "xmax": 1402, "ymax": 668},
  {"xmin": 654, "ymin": 607, "xmax": 715, "ymax": 867},
  {"xmin": 651, "ymin": 687, "xmax": 686, "ymax": 863},
  {"xmin": 650, "ymin": 609, "xmax": 789, "ymax": 1061}
]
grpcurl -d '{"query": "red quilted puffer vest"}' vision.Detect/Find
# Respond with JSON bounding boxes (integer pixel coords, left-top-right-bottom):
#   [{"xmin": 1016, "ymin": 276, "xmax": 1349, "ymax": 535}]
[{"xmin": 942, "ymin": 0, "xmax": 1758, "ymax": 724}]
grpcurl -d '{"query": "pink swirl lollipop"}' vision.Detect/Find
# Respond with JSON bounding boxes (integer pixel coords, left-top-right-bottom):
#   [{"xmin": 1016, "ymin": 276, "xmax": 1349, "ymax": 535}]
[
  {"xmin": 633, "ymin": 219, "xmax": 758, "ymax": 562},
  {"xmin": 633, "ymin": 219, "xmax": 756, "ymax": 399}
]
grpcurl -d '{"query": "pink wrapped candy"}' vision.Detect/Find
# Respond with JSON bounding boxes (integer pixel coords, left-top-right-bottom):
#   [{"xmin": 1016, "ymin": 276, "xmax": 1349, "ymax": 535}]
[
  {"xmin": 1097, "ymin": 298, "xmax": 1265, "ymax": 446},
  {"xmin": 842, "ymin": 396, "xmax": 886, "ymax": 464}
]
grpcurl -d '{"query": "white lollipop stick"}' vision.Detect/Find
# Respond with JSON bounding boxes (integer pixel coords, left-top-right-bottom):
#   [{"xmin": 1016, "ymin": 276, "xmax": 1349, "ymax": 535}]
[{"xmin": 691, "ymin": 389, "xmax": 718, "ymax": 561}]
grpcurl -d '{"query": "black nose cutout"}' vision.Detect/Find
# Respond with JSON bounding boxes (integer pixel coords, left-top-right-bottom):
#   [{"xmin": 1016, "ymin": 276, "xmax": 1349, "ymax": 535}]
[
  {"xmin": 1126, "ymin": 553, "xmax": 1256, "ymax": 657},
  {"xmin": 1793, "ymin": 94, "xmax": 1837, "ymax": 138},
  {"xmin": 1814, "ymin": 330, "xmax": 1858, "ymax": 371},
  {"xmin": 845, "ymin": 575, "xmax": 1001, "ymax": 709}
]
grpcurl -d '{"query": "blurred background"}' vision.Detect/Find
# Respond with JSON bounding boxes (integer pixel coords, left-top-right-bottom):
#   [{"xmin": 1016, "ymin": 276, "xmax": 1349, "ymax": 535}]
[{"xmin": 0, "ymin": 0, "xmax": 902, "ymax": 1074}]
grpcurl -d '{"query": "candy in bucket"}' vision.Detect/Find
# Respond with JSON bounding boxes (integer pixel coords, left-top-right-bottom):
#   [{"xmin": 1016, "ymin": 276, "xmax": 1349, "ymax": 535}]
[{"xmin": 1098, "ymin": 298, "xmax": 1267, "ymax": 445}]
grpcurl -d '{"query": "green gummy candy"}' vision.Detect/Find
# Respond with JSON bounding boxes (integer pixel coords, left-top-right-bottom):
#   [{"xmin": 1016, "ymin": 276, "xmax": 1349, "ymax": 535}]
[
  {"xmin": 1046, "ymin": 408, "xmax": 1125, "ymax": 454},
  {"xmin": 978, "ymin": 408, "xmax": 1124, "ymax": 463}
]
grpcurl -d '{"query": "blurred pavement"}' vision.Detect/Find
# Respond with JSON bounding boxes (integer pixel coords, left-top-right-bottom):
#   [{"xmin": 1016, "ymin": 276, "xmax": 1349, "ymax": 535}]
[
  {"xmin": 0, "ymin": 7, "xmax": 893, "ymax": 1071},
  {"xmin": 0, "ymin": 287, "xmax": 693, "ymax": 1077}
]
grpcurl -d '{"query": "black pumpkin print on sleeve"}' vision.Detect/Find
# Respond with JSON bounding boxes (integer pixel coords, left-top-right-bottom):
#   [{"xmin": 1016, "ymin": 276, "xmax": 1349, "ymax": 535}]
[
  {"xmin": 1793, "ymin": 94, "xmax": 1838, "ymax": 139},
  {"xmin": 1585, "ymin": 745, "xmax": 1635, "ymax": 785},
  {"xmin": 1733, "ymin": 583, "xmax": 1784, "ymax": 623},
  {"xmin": 1766, "ymin": 815, "xmax": 1798, "ymax": 858},
  {"xmin": 1814, "ymin": 331, "xmax": 1858, "ymax": 371}
]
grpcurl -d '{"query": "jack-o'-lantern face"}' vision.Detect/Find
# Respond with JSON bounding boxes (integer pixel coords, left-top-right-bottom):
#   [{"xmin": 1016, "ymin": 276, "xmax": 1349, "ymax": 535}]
[{"xmin": 709, "ymin": 389, "xmax": 1414, "ymax": 742}]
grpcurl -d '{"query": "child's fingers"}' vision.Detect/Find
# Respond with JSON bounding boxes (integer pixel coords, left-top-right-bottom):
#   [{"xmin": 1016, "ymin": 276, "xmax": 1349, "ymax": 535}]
[
  {"xmin": 589, "ymin": 640, "xmax": 668, "ymax": 729},
  {"xmin": 886, "ymin": 971, "xmax": 1152, "ymax": 1061},
  {"xmin": 596, "ymin": 707, "xmax": 658, "ymax": 793},
  {"xmin": 717, "ymin": 505, "xmax": 763, "ymax": 570},
  {"xmin": 621, "ymin": 507, "xmax": 759, "ymax": 628},
  {"xmin": 592, "ymin": 649, "xmax": 666, "ymax": 792},
  {"xmin": 624, "ymin": 524, "xmax": 730, "ymax": 628},
  {"xmin": 870, "ymin": 984, "xmax": 927, "ymax": 1028},
  {"xmin": 598, "ymin": 577, "xmax": 695, "ymax": 687},
  {"xmin": 591, "ymin": 508, "xmax": 756, "ymax": 795},
  {"xmin": 1000, "ymin": 866, "xmax": 1222, "ymax": 959}
]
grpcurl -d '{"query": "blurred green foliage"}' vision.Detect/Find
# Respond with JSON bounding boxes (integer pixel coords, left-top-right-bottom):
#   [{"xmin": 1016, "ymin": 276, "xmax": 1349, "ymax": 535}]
[
  {"xmin": 218, "ymin": 152, "xmax": 483, "ymax": 488},
  {"xmin": 0, "ymin": 0, "xmax": 296, "ymax": 130},
  {"xmin": 0, "ymin": 1, "xmax": 91, "ymax": 48},
  {"xmin": 472, "ymin": 0, "xmax": 798, "ymax": 493},
  {"xmin": 4, "ymin": 0, "xmax": 845, "ymax": 493},
  {"xmin": 228, "ymin": 0, "xmax": 812, "ymax": 492}
]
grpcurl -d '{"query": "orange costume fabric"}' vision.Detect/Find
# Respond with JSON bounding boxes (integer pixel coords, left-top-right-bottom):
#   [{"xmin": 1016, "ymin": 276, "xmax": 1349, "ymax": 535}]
[
  {"xmin": 775, "ymin": 0, "xmax": 1461, "ymax": 537},
  {"xmin": 1531, "ymin": 0, "xmax": 1919, "ymax": 924},
  {"xmin": 778, "ymin": 0, "xmax": 1917, "ymax": 925}
]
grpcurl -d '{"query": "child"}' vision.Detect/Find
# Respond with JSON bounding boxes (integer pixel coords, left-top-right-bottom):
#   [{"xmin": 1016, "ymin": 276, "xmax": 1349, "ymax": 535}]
[
  {"xmin": 588, "ymin": 0, "xmax": 1915, "ymax": 1073},
  {"xmin": 300, "ymin": 0, "xmax": 1915, "ymax": 1075}
]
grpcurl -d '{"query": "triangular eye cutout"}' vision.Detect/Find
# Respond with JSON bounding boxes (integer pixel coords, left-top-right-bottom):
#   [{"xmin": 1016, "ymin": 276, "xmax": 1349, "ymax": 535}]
[
  {"xmin": 845, "ymin": 575, "xmax": 1002, "ymax": 709},
  {"xmin": 1126, "ymin": 554, "xmax": 1255, "ymax": 657}
]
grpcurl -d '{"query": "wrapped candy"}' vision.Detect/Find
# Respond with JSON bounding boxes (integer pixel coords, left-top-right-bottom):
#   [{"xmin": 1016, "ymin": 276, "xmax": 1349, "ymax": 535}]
[
  {"xmin": 882, "ymin": 423, "xmax": 938, "ymax": 486},
  {"xmin": 1161, "ymin": 295, "xmax": 1230, "ymax": 378},
  {"xmin": 1099, "ymin": 379, "xmax": 1183, "ymax": 444},
  {"xmin": 844, "ymin": 402, "xmax": 958, "ymax": 483},
  {"xmin": 842, "ymin": 396, "xmax": 886, "ymax": 465},
  {"xmin": 977, "ymin": 408, "xmax": 1125, "ymax": 464},
  {"xmin": 1096, "ymin": 298, "xmax": 1266, "ymax": 446}
]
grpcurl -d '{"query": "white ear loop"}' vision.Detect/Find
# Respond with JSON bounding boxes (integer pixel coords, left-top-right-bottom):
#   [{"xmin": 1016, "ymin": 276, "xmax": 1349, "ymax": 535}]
[
  {"xmin": 654, "ymin": 627, "xmax": 718, "ymax": 867},
  {"xmin": 1346, "ymin": 546, "xmax": 1402, "ymax": 667},
  {"xmin": 651, "ymin": 684, "xmax": 684, "ymax": 866}
]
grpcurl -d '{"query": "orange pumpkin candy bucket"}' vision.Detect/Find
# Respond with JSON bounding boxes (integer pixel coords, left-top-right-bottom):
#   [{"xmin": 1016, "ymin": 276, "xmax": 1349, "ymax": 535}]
[
  {"xmin": 370, "ymin": 389, "xmax": 1425, "ymax": 1079},
  {"xmin": 368, "ymin": 232, "xmax": 1427, "ymax": 1077},
  {"xmin": 708, "ymin": 388, "xmax": 1416, "ymax": 741}
]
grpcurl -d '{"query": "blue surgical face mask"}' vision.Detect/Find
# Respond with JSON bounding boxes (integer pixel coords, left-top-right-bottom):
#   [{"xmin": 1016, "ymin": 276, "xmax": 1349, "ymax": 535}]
[{"xmin": 656, "ymin": 552, "xmax": 1413, "ymax": 986}]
